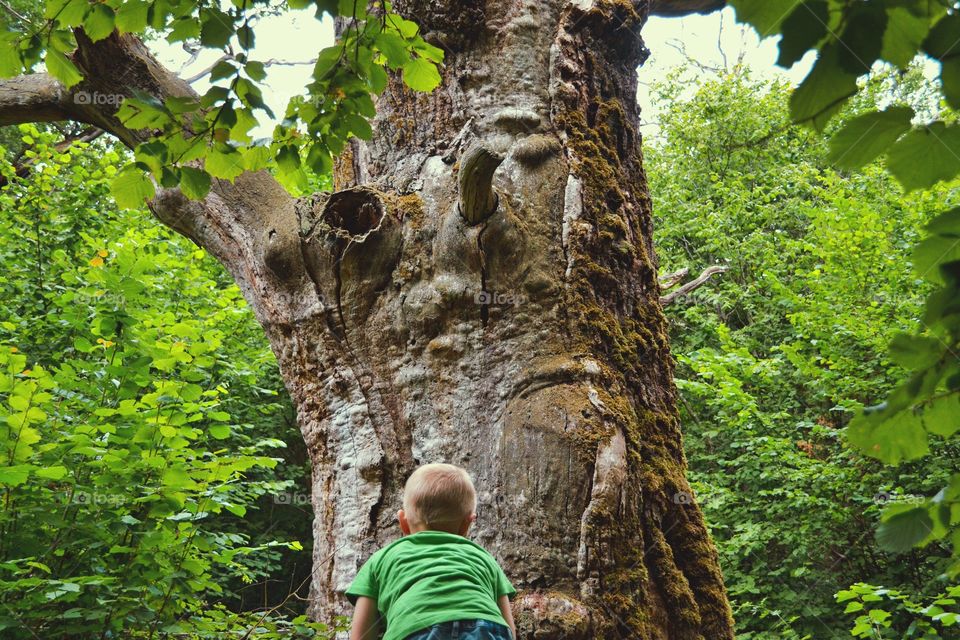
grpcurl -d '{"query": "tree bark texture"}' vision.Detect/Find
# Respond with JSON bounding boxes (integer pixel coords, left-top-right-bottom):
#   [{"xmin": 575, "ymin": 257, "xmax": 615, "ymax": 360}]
[
  {"xmin": 289, "ymin": 1, "xmax": 735, "ymax": 637},
  {"xmin": 0, "ymin": 1, "xmax": 734, "ymax": 637}
]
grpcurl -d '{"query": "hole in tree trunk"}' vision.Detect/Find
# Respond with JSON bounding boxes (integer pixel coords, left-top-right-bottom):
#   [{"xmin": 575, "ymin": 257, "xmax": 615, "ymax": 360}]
[{"xmin": 321, "ymin": 188, "xmax": 385, "ymax": 239}]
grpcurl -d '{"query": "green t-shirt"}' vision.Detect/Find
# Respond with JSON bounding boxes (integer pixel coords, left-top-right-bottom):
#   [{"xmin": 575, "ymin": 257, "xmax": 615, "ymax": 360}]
[{"xmin": 345, "ymin": 531, "xmax": 516, "ymax": 640}]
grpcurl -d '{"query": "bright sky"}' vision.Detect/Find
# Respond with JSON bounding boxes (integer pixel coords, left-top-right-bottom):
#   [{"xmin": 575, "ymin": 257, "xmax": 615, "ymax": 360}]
[
  {"xmin": 639, "ymin": 7, "xmax": 816, "ymax": 138},
  {"xmin": 151, "ymin": 6, "xmax": 813, "ymax": 141}
]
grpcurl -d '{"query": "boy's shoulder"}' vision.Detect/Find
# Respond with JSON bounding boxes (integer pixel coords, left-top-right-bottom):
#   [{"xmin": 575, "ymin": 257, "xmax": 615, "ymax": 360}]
[{"xmin": 374, "ymin": 531, "xmax": 497, "ymax": 562}]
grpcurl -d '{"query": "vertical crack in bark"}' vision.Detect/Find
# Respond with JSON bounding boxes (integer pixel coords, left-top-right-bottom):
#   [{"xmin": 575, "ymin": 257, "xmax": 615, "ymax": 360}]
[
  {"xmin": 332, "ymin": 243, "xmax": 351, "ymax": 349},
  {"xmin": 477, "ymin": 220, "xmax": 490, "ymax": 327}
]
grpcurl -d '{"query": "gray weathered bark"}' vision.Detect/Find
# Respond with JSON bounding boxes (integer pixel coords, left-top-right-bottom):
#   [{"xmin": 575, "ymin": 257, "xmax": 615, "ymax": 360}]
[{"xmin": 0, "ymin": 1, "xmax": 734, "ymax": 637}]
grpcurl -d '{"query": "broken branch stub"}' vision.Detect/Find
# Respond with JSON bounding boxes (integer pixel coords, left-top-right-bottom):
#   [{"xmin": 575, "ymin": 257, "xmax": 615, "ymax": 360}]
[{"xmin": 458, "ymin": 145, "xmax": 504, "ymax": 225}]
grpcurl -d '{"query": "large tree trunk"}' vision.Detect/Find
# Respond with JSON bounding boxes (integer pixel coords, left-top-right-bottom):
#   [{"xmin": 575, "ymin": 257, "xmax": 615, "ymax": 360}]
[
  {"xmin": 0, "ymin": 1, "xmax": 733, "ymax": 637},
  {"xmin": 281, "ymin": 1, "xmax": 734, "ymax": 637}
]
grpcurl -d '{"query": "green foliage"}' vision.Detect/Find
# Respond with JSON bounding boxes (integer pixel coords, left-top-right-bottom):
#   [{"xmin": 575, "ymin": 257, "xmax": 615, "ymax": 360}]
[
  {"xmin": 0, "ymin": 0, "xmax": 442, "ymax": 200},
  {"xmin": 730, "ymin": 0, "xmax": 960, "ymax": 578},
  {"xmin": 648, "ymin": 63, "xmax": 959, "ymax": 638},
  {"xmin": 0, "ymin": 125, "xmax": 322, "ymax": 637},
  {"xmin": 838, "ymin": 583, "xmax": 960, "ymax": 638}
]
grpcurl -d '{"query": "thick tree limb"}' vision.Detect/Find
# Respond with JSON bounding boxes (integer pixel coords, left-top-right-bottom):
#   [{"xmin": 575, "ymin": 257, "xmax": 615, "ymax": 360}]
[
  {"xmin": 0, "ymin": 32, "xmax": 197, "ymax": 147},
  {"xmin": 0, "ymin": 30, "xmax": 306, "ymax": 333},
  {"xmin": 0, "ymin": 74, "xmax": 75, "ymax": 127},
  {"xmin": 660, "ymin": 265, "xmax": 728, "ymax": 305},
  {"xmin": 650, "ymin": 0, "xmax": 725, "ymax": 17}
]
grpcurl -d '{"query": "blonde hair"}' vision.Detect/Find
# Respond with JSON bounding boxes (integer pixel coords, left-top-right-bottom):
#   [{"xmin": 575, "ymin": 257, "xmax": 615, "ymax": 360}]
[{"xmin": 403, "ymin": 463, "xmax": 477, "ymax": 529}]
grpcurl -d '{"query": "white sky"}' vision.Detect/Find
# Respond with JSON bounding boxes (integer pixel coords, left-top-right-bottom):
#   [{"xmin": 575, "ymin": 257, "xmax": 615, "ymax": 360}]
[{"xmin": 151, "ymin": 6, "xmax": 814, "ymax": 141}]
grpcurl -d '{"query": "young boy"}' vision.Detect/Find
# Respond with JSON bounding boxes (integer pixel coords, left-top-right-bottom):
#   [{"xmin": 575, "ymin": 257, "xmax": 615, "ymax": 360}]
[{"xmin": 347, "ymin": 463, "xmax": 517, "ymax": 640}]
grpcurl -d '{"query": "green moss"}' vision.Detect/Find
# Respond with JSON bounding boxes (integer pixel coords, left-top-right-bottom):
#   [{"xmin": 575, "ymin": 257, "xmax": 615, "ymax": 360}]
[{"xmin": 552, "ymin": 63, "xmax": 732, "ymax": 640}]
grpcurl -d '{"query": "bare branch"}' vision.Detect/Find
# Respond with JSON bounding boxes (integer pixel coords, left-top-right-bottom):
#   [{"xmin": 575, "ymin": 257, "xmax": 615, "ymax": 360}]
[
  {"xmin": 660, "ymin": 265, "xmax": 728, "ymax": 305},
  {"xmin": 658, "ymin": 267, "xmax": 690, "ymax": 290},
  {"xmin": 0, "ymin": 0, "xmax": 30, "ymax": 24},
  {"xmin": 0, "ymin": 126, "xmax": 105, "ymax": 187},
  {"xmin": 183, "ymin": 54, "xmax": 317, "ymax": 84}
]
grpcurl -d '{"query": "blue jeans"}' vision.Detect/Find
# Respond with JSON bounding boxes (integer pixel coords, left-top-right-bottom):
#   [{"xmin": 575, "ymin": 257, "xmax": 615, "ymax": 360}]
[{"xmin": 405, "ymin": 619, "xmax": 513, "ymax": 640}]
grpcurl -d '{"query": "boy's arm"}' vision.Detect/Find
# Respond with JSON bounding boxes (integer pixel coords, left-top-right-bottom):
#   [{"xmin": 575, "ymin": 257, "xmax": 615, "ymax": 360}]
[
  {"xmin": 497, "ymin": 594, "xmax": 516, "ymax": 640},
  {"xmin": 350, "ymin": 596, "xmax": 383, "ymax": 640}
]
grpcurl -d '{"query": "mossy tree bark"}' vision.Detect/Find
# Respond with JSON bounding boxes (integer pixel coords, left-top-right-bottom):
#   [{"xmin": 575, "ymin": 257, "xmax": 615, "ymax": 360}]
[{"xmin": 0, "ymin": 1, "xmax": 733, "ymax": 637}]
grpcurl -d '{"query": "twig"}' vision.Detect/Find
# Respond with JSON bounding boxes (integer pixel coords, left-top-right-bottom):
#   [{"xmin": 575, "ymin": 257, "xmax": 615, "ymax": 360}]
[
  {"xmin": 184, "ymin": 56, "xmax": 318, "ymax": 84},
  {"xmin": 660, "ymin": 265, "xmax": 728, "ymax": 305},
  {"xmin": 0, "ymin": 0, "xmax": 29, "ymax": 25},
  {"xmin": 0, "ymin": 128, "xmax": 105, "ymax": 188}
]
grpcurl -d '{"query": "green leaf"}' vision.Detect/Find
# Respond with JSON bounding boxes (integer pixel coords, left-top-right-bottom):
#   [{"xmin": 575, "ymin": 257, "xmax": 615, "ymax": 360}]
[
  {"xmin": 115, "ymin": 0, "xmax": 149, "ymax": 33},
  {"xmin": 224, "ymin": 503, "xmax": 246, "ymax": 516},
  {"xmin": 55, "ymin": 0, "xmax": 89, "ymax": 26},
  {"xmin": 82, "ymin": 4, "xmax": 116, "ymax": 42},
  {"xmin": 927, "ymin": 207, "xmax": 960, "ymax": 236},
  {"xmin": 243, "ymin": 145, "xmax": 272, "ymax": 171},
  {"xmin": 827, "ymin": 107, "xmax": 914, "ymax": 169},
  {"xmin": 237, "ymin": 24, "xmax": 255, "ymax": 50},
  {"xmin": 209, "ymin": 424, "xmax": 230, "ymax": 439},
  {"xmin": 200, "ymin": 8, "xmax": 235, "ymax": 48},
  {"xmin": 847, "ymin": 408, "xmax": 929, "ymax": 465},
  {"xmin": 887, "ymin": 122, "xmax": 960, "ymax": 192},
  {"xmin": 413, "ymin": 41, "xmax": 444, "ymax": 64},
  {"xmin": 924, "ymin": 394, "xmax": 960, "ymax": 437},
  {"xmin": 162, "ymin": 466, "xmax": 197, "ymax": 490},
  {"xmin": 729, "ymin": 0, "xmax": 795, "ymax": 37},
  {"xmin": 0, "ymin": 36, "xmax": 19, "ymax": 78},
  {"xmin": 245, "ymin": 61, "xmax": 267, "ymax": 82},
  {"xmin": 44, "ymin": 49, "xmax": 84, "ymax": 88},
  {"xmin": 35, "ymin": 466, "xmax": 68, "ymax": 480},
  {"xmin": 312, "ymin": 45, "xmax": 343, "ymax": 80},
  {"xmin": 167, "ymin": 17, "xmax": 201, "ymax": 43},
  {"xmin": 888, "ymin": 333, "xmax": 943, "ymax": 369},
  {"xmin": 111, "ymin": 166, "xmax": 156, "ymax": 210},
  {"xmin": 789, "ymin": 44, "xmax": 858, "ymax": 130},
  {"xmin": 375, "ymin": 32, "xmax": 410, "ymax": 68},
  {"xmin": 305, "ymin": 143, "xmax": 332, "ymax": 175},
  {"xmin": 385, "ymin": 13, "xmax": 420, "ymax": 39},
  {"xmin": 368, "ymin": 64, "xmax": 388, "ymax": 94},
  {"xmin": 402, "ymin": 56, "xmax": 441, "ymax": 92},
  {"xmin": 339, "ymin": 0, "xmax": 367, "ymax": 19},
  {"xmin": 836, "ymin": 6, "xmax": 887, "ymax": 75},
  {"xmin": 877, "ymin": 506, "xmax": 934, "ymax": 552},
  {"xmin": 882, "ymin": 7, "xmax": 931, "ymax": 68},
  {"xmin": 776, "ymin": 1, "xmax": 828, "ymax": 68},
  {"xmin": 0, "ymin": 464, "xmax": 32, "ymax": 486},
  {"xmin": 913, "ymin": 235, "xmax": 960, "ymax": 284},
  {"xmin": 179, "ymin": 167, "xmax": 212, "ymax": 200},
  {"xmin": 205, "ymin": 145, "xmax": 245, "ymax": 181},
  {"xmin": 941, "ymin": 58, "xmax": 960, "ymax": 110},
  {"xmin": 210, "ymin": 60, "xmax": 237, "ymax": 82},
  {"xmin": 923, "ymin": 13, "xmax": 960, "ymax": 60},
  {"xmin": 343, "ymin": 113, "xmax": 373, "ymax": 140}
]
